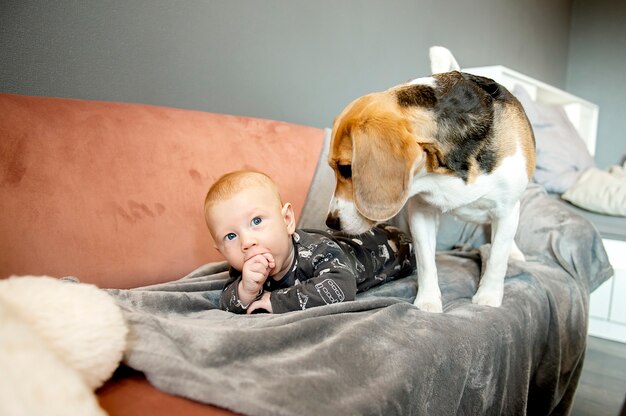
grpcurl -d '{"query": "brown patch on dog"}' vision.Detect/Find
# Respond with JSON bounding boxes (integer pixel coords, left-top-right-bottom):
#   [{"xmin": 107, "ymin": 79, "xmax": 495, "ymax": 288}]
[
  {"xmin": 395, "ymin": 84, "xmax": 437, "ymax": 108},
  {"xmin": 491, "ymin": 101, "xmax": 536, "ymax": 179},
  {"xmin": 511, "ymin": 104, "xmax": 537, "ymax": 179}
]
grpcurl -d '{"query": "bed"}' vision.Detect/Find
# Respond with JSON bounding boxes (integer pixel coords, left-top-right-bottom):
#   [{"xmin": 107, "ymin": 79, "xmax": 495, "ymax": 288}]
[{"xmin": 103, "ymin": 66, "xmax": 615, "ymax": 415}]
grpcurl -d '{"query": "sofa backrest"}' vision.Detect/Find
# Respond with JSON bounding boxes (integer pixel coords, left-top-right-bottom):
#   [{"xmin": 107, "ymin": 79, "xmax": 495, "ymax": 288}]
[{"xmin": 0, "ymin": 93, "xmax": 324, "ymax": 288}]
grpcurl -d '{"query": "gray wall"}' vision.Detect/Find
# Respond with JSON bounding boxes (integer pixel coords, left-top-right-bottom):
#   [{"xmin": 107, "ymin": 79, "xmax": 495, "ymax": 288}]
[
  {"xmin": 567, "ymin": 0, "xmax": 626, "ymax": 168},
  {"xmin": 1, "ymin": 0, "xmax": 573, "ymax": 130}
]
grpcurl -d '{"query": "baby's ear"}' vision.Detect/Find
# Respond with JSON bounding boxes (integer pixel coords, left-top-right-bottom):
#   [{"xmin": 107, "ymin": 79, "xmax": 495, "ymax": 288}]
[{"xmin": 282, "ymin": 202, "xmax": 296, "ymax": 234}]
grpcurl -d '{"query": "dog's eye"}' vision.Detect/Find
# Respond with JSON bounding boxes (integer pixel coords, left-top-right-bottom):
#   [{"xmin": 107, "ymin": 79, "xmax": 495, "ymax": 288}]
[{"xmin": 338, "ymin": 164, "xmax": 352, "ymax": 179}]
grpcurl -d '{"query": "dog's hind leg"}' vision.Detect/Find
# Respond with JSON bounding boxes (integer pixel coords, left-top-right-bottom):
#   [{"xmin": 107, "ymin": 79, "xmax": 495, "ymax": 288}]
[{"xmin": 473, "ymin": 202, "xmax": 521, "ymax": 307}]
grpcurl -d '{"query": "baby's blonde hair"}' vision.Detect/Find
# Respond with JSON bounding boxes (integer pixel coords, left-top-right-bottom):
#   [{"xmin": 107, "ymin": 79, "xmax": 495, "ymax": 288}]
[{"xmin": 204, "ymin": 170, "xmax": 283, "ymax": 227}]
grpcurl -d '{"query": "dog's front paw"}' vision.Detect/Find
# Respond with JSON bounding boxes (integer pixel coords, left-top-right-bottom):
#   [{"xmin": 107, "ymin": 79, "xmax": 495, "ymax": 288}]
[
  {"xmin": 414, "ymin": 291, "xmax": 443, "ymax": 313},
  {"xmin": 472, "ymin": 287, "xmax": 503, "ymax": 307}
]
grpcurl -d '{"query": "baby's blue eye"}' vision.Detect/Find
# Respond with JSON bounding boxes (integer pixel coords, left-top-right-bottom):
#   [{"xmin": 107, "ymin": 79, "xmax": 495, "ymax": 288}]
[
  {"xmin": 226, "ymin": 233, "xmax": 237, "ymax": 241},
  {"xmin": 252, "ymin": 217, "xmax": 262, "ymax": 226}
]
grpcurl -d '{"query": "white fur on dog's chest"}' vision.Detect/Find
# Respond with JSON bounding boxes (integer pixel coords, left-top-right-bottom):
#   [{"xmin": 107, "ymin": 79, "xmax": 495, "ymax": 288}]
[{"xmin": 410, "ymin": 146, "xmax": 528, "ymax": 223}]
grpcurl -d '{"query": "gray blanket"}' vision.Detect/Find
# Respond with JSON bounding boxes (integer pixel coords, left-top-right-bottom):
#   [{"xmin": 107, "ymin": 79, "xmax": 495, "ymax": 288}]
[{"xmin": 108, "ymin": 185, "xmax": 613, "ymax": 416}]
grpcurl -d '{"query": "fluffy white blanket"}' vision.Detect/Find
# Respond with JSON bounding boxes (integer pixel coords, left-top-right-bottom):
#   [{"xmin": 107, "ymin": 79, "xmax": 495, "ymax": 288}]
[{"xmin": 0, "ymin": 276, "xmax": 128, "ymax": 416}]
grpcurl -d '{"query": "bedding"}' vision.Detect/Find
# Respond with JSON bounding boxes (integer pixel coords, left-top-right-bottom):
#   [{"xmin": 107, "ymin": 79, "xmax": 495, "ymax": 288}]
[
  {"xmin": 555, "ymin": 196, "xmax": 626, "ymax": 242},
  {"xmin": 107, "ymin": 184, "xmax": 613, "ymax": 416},
  {"xmin": 512, "ymin": 85, "xmax": 596, "ymax": 194}
]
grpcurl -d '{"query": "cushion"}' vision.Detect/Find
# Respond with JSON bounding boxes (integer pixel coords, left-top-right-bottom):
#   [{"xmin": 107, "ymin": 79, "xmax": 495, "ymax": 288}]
[
  {"xmin": 0, "ymin": 299, "xmax": 106, "ymax": 416},
  {"xmin": 298, "ymin": 128, "xmax": 334, "ymax": 230},
  {"xmin": 512, "ymin": 85, "xmax": 595, "ymax": 193},
  {"xmin": 0, "ymin": 276, "xmax": 127, "ymax": 389},
  {"xmin": 562, "ymin": 165, "xmax": 626, "ymax": 217}
]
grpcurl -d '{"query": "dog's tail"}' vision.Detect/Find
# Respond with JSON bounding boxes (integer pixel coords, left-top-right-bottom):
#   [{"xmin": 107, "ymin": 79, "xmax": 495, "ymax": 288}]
[{"xmin": 429, "ymin": 46, "xmax": 460, "ymax": 74}]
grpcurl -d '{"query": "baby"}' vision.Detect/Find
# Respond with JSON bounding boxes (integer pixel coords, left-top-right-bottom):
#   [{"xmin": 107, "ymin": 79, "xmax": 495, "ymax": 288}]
[{"xmin": 204, "ymin": 170, "xmax": 415, "ymax": 314}]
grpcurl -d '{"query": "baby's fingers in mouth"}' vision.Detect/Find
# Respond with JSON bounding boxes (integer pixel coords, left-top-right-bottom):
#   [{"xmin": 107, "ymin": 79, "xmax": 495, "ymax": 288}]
[{"xmin": 244, "ymin": 247, "xmax": 270, "ymax": 262}]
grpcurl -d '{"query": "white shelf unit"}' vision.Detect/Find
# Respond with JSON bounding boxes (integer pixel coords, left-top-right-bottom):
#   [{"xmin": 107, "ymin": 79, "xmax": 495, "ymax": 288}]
[
  {"xmin": 464, "ymin": 65, "xmax": 626, "ymax": 343},
  {"xmin": 588, "ymin": 240, "xmax": 626, "ymax": 343}
]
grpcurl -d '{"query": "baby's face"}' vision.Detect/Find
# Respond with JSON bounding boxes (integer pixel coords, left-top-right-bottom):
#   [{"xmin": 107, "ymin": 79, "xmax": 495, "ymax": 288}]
[{"xmin": 207, "ymin": 186, "xmax": 294, "ymax": 276}]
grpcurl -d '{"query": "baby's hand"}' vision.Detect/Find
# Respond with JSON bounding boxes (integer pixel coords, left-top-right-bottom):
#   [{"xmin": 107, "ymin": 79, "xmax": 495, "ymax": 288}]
[
  {"xmin": 238, "ymin": 252, "xmax": 275, "ymax": 304},
  {"xmin": 247, "ymin": 291, "xmax": 273, "ymax": 315}
]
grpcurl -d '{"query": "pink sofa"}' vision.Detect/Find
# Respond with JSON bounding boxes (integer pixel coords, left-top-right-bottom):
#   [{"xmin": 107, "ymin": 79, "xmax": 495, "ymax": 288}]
[{"xmin": 0, "ymin": 93, "xmax": 324, "ymax": 415}]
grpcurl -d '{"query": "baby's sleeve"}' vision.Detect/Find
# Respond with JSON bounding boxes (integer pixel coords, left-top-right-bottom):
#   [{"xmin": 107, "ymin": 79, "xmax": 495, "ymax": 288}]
[{"xmin": 220, "ymin": 274, "xmax": 261, "ymax": 314}]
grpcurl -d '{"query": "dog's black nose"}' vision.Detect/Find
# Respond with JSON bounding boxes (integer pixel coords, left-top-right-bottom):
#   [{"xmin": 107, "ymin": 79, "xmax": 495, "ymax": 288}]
[{"xmin": 325, "ymin": 215, "xmax": 341, "ymax": 230}]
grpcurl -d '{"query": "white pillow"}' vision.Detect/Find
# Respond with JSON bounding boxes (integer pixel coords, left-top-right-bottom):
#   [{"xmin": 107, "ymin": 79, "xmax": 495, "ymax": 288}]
[{"xmin": 562, "ymin": 166, "xmax": 626, "ymax": 217}]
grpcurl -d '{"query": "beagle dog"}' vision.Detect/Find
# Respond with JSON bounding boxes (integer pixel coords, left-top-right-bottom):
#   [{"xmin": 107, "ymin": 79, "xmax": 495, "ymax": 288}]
[{"xmin": 325, "ymin": 51, "xmax": 535, "ymax": 313}]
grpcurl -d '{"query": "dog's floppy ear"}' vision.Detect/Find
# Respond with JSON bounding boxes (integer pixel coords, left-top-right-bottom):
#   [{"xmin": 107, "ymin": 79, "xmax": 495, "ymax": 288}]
[{"xmin": 352, "ymin": 120, "xmax": 419, "ymax": 221}]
